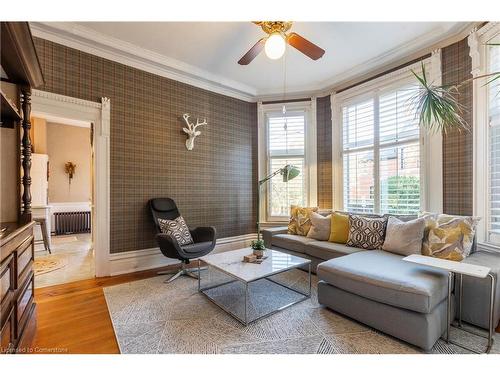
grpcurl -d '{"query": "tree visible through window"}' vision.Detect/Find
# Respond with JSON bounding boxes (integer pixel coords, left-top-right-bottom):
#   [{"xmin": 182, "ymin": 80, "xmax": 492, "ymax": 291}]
[{"xmin": 342, "ymin": 84, "xmax": 421, "ymax": 214}]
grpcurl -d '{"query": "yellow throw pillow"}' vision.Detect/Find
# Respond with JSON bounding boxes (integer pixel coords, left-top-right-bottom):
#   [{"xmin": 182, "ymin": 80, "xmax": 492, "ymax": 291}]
[
  {"xmin": 288, "ymin": 205, "xmax": 318, "ymax": 236},
  {"xmin": 420, "ymin": 213, "xmax": 480, "ymax": 261},
  {"xmin": 328, "ymin": 212, "xmax": 349, "ymax": 244}
]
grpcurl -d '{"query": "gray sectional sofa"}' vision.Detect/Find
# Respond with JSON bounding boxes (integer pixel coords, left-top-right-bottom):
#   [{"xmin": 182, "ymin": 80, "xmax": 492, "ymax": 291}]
[{"xmin": 262, "ymin": 219, "xmax": 500, "ymax": 351}]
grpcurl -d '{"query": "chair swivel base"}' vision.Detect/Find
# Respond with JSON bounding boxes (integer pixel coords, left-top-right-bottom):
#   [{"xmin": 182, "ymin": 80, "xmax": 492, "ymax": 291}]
[{"xmin": 157, "ymin": 263, "xmax": 207, "ymax": 283}]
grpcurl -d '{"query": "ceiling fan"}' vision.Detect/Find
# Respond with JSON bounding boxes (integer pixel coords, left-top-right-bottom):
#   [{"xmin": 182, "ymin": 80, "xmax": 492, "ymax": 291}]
[{"xmin": 238, "ymin": 21, "xmax": 325, "ymax": 65}]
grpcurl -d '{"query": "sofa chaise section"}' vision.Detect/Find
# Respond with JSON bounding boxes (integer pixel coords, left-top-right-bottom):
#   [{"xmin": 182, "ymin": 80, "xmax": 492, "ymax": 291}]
[
  {"xmin": 261, "ymin": 223, "xmax": 500, "ymax": 349},
  {"xmin": 317, "ymin": 250, "xmax": 451, "ymax": 350}
]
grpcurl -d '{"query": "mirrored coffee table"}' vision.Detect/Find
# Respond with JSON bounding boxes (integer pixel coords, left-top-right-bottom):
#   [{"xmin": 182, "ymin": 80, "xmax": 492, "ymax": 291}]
[{"xmin": 198, "ymin": 248, "xmax": 311, "ymax": 325}]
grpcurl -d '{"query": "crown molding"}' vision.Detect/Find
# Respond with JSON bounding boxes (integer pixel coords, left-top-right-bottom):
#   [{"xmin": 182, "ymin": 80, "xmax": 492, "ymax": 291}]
[
  {"xmin": 477, "ymin": 21, "xmax": 500, "ymax": 38},
  {"xmin": 255, "ymin": 22, "xmax": 477, "ymax": 101},
  {"xmin": 30, "ymin": 22, "xmax": 476, "ymax": 103},
  {"xmin": 30, "ymin": 22, "xmax": 257, "ymax": 102},
  {"xmin": 32, "ymin": 88, "xmax": 101, "ymax": 108}
]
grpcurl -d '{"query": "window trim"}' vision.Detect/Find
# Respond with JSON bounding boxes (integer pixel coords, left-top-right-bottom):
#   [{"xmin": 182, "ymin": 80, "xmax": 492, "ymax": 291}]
[
  {"xmin": 470, "ymin": 22, "xmax": 500, "ymax": 248},
  {"xmin": 257, "ymin": 100, "xmax": 317, "ymax": 223},
  {"xmin": 331, "ymin": 54, "xmax": 443, "ymax": 214}
]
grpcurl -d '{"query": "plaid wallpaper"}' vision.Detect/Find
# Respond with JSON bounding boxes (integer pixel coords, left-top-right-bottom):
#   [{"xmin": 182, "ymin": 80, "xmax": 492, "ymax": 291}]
[
  {"xmin": 316, "ymin": 95, "xmax": 332, "ymax": 209},
  {"xmin": 441, "ymin": 38, "xmax": 473, "ymax": 216},
  {"xmin": 34, "ymin": 38, "xmax": 258, "ymax": 253}
]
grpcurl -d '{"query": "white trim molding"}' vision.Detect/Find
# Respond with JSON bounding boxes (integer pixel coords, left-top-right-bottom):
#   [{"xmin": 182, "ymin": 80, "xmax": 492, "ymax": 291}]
[
  {"xmin": 31, "ymin": 90, "xmax": 111, "ymax": 277},
  {"xmin": 308, "ymin": 96, "xmax": 318, "ymax": 207},
  {"xmin": 30, "ymin": 21, "xmax": 475, "ymax": 103},
  {"xmin": 470, "ymin": 22, "xmax": 500, "ymax": 246},
  {"xmin": 257, "ymin": 101, "xmax": 266, "ymax": 224},
  {"xmin": 30, "ymin": 22, "xmax": 256, "ymax": 102},
  {"xmin": 330, "ymin": 57, "xmax": 442, "ymax": 214},
  {"xmin": 424, "ymin": 49, "xmax": 443, "ymax": 213},
  {"xmin": 108, "ymin": 233, "xmax": 257, "ymax": 276}
]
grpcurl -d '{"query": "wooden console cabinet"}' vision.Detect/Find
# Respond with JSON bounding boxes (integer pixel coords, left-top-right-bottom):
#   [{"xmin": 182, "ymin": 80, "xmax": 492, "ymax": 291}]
[
  {"xmin": 1, "ymin": 22, "xmax": 44, "ymax": 354},
  {"xmin": 1, "ymin": 222, "xmax": 35, "ymax": 353}
]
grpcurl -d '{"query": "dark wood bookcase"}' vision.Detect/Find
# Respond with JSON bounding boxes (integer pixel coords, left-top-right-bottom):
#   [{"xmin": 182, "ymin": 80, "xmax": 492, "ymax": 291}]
[{"xmin": 1, "ymin": 22, "xmax": 44, "ymax": 354}]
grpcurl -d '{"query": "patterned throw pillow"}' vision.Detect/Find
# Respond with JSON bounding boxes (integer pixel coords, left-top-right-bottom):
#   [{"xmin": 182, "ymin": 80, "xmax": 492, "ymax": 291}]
[
  {"xmin": 158, "ymin": 216, "xmax": 194, "ymax": 246},
  {"xmin": 420, "ymin": 213, "xmax": 480, "ymax": 261},
  {"xmin": 288, "ymin": 205, "xmax": 318, "ymax": 236},
  {"xmin": 346, "ymin": 215, "xmax": 387, "ymax": 250}
]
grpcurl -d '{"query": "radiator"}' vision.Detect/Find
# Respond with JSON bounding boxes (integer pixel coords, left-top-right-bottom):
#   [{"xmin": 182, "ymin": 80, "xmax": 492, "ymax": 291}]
[{"xmin": 54, "ymin": 211, "xmax": 91, "ymax": 235}]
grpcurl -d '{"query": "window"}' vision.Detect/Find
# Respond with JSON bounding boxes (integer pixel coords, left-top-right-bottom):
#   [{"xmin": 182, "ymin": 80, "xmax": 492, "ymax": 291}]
[
  {"xmin": 341, "ymin": 83, "xmax": 421, "ymax": 215},
  {"xmin": 267, "ymin": 111, "xmax": 307, "ymax": 218},
  {"xmin": 488, "ymin": 41, "xmax": 500, "ymax": 244}
]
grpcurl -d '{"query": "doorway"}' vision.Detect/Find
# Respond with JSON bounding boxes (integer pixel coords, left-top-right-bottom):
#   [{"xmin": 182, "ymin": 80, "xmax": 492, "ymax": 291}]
[
  {"xmin": 29, "ymin": 90, "xmax": 111, "ymax": 286},
  {"xmin": 29, "ymin": 114, "xmax": 94, "ymax": 287}
]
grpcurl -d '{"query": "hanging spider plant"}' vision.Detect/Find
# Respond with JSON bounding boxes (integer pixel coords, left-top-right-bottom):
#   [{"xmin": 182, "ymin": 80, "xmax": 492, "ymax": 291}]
[
  {"xmin": 410, "ymin": 64, "xmax": 469, "ymax": 134},
  {"xmin": 410, "ymin": 44, "xmax": 500, "ymax": 134}
]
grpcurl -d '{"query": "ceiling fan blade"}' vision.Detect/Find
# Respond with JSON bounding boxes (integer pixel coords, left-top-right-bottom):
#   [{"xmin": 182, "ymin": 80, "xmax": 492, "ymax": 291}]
[
  {"xmin": 238, "ymin": 38, "xmax": 266, "ymax": 65},
  {"xmin": 286, "ymin": 32, "xmax": 325, "ymax": 60}
]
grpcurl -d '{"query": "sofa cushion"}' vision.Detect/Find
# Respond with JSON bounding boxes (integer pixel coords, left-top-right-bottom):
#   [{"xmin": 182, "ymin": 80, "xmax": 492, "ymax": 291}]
[
  {"xmin": 307, "ymin": 212, "xmax": 331, "ymax": 241},
  {"xmin": 382, "ymin": 216, "xmax": 425, "ymax": 256},
  {"xmin": 328, "ymin": 211, "xmax": 349, "ymax": 244},
  {"xmin": 306, "ymin": 241, "xmax": 361, "ymax": 260},
  {"xmin": 346, "ymin": 215, "xmax": 387, "ymax": 250},
  {"xmin": 272, "ymin": 234, "xmax": 316, "ymax": 254},
  {"xmin": 317, "ymin": 250, "xmax": 449, "ymax": 313},
  {"xmin": 288, "ymin": 205, "xmax": 318, "ymax": 236},
  {"xmin": 420, "ymin": 213, "xmax": 480, "ymax": 261}
]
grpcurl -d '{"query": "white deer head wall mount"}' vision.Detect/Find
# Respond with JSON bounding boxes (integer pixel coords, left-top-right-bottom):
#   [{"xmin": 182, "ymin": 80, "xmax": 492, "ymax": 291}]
[{"xmin": 182, "ymin": 113, "xmax": 207, "ymax": 151}]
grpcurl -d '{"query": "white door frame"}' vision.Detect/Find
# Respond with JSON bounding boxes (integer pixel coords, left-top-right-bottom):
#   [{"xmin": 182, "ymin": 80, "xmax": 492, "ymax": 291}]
[{"xmin": 31, "ymin": 90, "xmax": 111, "ymax": 277}]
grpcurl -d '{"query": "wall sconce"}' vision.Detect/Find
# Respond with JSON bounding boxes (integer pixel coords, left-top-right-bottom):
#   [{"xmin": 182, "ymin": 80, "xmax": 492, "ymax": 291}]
[{"xmin": 65, "ymin": 162, "xmax": 76, "ymax": 185}]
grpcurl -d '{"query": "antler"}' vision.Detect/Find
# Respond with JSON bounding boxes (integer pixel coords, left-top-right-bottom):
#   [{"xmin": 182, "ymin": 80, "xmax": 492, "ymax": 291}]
[
  {"xmin": 193, "ymin": 118, "xmax": 207, "ymax": 131},
  {"xmin": 182, "ymin": 113, "xmax": 193, "ymax": 130}
]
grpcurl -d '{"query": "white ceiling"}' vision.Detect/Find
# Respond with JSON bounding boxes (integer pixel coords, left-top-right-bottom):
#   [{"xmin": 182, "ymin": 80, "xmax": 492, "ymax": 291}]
[{"xmin": 33, "ymin": 22, "xmax": 469, "ymax": 100}]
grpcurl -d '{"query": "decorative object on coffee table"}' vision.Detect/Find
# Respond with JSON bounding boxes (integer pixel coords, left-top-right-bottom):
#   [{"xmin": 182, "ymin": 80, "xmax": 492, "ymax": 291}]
[
  {"xmin": 243, "ymin": 253, "xmax": 268, "ymax": 264},
  {"xmin": 251, "ymin": 239, "xmax": 265, "ymax": 258},
  {"xmin": 256, "ymin": 164, "xmax": 300, "ymax": 240}
]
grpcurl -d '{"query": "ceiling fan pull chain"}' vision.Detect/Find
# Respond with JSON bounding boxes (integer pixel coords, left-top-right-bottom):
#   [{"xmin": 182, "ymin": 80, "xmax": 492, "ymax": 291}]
[{"xmin": 283, "ymin": 44, "xmax": 287, "ymax": 115}]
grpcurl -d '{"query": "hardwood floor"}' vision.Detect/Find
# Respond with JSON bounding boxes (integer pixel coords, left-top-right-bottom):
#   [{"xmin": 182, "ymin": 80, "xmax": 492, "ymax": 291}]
[
  {"xmin": 27, "ymin": 264, "xmax": 184, "ymax": 354},
  {"xmin": 24, "ymin": 264, "xmax": 500, "ymax": 354}
]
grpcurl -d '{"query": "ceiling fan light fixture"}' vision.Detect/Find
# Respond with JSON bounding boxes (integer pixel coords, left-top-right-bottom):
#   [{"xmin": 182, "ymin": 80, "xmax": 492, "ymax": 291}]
[{"xmin": 264, "ymin": 32, "xmax": 286, "ymax": 60}]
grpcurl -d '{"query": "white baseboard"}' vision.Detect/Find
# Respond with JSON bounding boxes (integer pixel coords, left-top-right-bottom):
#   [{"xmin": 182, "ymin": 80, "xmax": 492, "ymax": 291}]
[{"xmin": 108, "ymin": 233, "xmax": 257, "ymax": 276}]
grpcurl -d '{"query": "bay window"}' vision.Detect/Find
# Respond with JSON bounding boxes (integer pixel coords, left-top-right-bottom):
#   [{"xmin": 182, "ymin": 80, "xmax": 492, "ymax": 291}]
[
  {"xmin": 267, "ymin": 111, "xmax": 307, "ymax": 218},
  {"xmin": 471, "ymin": 23, "xmax": 500, "ymax": 247},
  {"xmin": 338, "ymin": 78, "xmax": 423, "ymax": 215},
  {"xmin": 258, "ymin": 100, "xmax": 317, "ymax": 222}
]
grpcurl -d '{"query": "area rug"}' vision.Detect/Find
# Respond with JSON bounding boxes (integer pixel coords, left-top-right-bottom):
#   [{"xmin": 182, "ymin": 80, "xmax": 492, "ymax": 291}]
[
  {"xmin": 34, "ymin": 254, "xmax": 68, "ymax": 275},
  {"xmin": 51, "ymin": 235, "xmax": 79, "ymax": 244},
  {"xmin": 103, "ymin": 269, "xmax": 500, "ymax": 354}
]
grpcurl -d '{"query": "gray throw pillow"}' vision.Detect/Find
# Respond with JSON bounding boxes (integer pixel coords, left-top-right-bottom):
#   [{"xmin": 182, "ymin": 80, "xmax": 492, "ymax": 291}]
[
  {"xmin": 382, "ymin": 216, "xmax": 425, "ymax": 256},
  {"xmin": 158, "ymin": 216, "xmax": 193, "ymax": 246},
  {"xmin": 346, "ymin": 215, "xmax": 387, "ymax": 250},
  {"xmin": 306, "ymin": 212, "xmax": 331, "ymax": 241}
]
